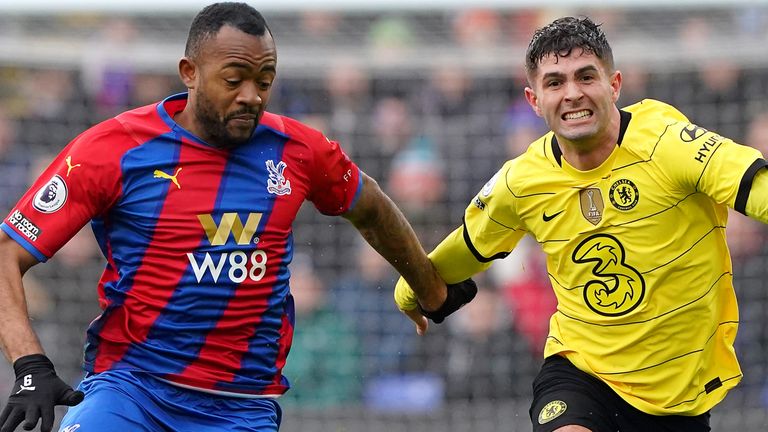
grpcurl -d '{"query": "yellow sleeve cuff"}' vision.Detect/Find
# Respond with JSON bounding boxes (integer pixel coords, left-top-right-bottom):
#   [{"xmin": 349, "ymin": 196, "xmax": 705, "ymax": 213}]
[
  {"xmin": 394, "ymin": 225, "xmax": 489, "ymax": 312},
  {"xmin": 394, "ymin": 276, "xmax": 419, "ymax": 311}
]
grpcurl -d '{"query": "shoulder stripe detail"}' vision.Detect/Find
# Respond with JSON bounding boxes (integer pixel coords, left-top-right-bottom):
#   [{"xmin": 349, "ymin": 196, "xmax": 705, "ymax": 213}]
[
  {"xmin": 461, "ymin": 218, "xmax": 510, "ymax": 263},
  {"xmin": 546, "ymin": 335, "xmax": 564, "ymax": 346},
  {"xmin": 640, "ymin": 225, "xmax": 725, "ymax": 274},
  {"xmin": 503, "ymin": 167, "xmax": 556, "ymax": 199},
  {"xmin": 734, "ymin": 158, "xmax": 767, "ymax": 215},
  {"xmin": 613, "ymin": 121, "xmax": 674, "ymax": 172}
]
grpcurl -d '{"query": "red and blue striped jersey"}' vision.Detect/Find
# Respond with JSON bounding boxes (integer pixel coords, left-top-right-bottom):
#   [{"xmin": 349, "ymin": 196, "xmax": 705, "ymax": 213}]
[{"xmin": 1, "ymin": 93, "xmax": 362, "ymax": 397}]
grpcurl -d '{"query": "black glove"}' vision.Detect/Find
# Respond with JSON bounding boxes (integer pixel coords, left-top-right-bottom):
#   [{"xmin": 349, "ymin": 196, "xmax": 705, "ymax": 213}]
[
  {"xmin": 418, "ymin": 278, "xmax": 478, "ymax": 324},
  {"xmin": 0, "ymin": 354, "xmax": 84, "ymax": 432}
]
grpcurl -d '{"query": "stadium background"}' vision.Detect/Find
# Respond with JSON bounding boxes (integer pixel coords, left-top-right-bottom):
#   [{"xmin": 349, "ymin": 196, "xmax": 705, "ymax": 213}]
[{"xmin": 1, "ymin": 1, "xmax": 767, "ymax": 430}]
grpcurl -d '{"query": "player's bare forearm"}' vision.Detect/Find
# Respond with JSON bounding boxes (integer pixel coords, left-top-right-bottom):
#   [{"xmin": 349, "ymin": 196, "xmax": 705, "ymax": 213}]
[
  {"xmin": 0, "ymin": 232, "xmax": 45, "ymax": 362},
  {"xmin": 343, "ymin": 173, "xmax": 447, "ymax": 310}
]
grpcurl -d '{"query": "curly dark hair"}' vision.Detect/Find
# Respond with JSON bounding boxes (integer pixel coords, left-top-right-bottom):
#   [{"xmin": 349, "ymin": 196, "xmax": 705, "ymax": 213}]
[
  {"xmin": 525, "ymin": 16, "xmax": 613, "ymax": 79},
  {"xmin": 185, "ymin": 2, "xmax": 272, "ymax": 59}
]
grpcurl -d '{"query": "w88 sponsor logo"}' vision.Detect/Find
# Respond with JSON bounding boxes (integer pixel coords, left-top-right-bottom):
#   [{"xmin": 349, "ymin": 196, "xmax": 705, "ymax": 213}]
[
  {"xmin": 187, "ymin": 250, "xmax": 268, "ymax": 283},
  {"xmin": 188, "ymin": 212, "xmax": 269, "ymax": 283}
]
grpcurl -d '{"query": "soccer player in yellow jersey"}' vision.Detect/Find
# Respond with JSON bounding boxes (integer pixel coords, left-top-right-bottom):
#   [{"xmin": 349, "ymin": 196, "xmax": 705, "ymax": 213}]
[{"xmin": 395, "ymin": 16, "xmax": 768, "ymax": 432}]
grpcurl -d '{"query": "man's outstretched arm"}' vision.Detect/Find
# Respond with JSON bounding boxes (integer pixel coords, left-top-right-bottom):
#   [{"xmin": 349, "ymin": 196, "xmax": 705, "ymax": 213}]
[
  {"xmin": 342, "ymin": 173, "xmax": 448, "ymax": 324},
  {"xmin": 394, "ymin": 225, "xmax": 490, "ymax": 332},
  {"xmin": 0, "ymin": 232, "xmax": 83, "ymax": 432},
  {"xmin": 0, "ymin": 232, "xmax": 44, "ymax": 362}
]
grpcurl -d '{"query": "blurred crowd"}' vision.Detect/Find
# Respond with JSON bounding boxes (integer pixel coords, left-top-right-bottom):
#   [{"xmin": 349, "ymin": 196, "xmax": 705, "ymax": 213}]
[{"xmin": 1, "ymin": 5, "xmax": 768, "ymax": 417}]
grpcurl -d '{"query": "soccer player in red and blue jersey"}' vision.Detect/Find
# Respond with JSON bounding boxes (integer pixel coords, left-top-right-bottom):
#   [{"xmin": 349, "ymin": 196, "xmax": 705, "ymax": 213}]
[{"xmin": 0, "ymin": 3, "xmax": 461, "ymax": 431}]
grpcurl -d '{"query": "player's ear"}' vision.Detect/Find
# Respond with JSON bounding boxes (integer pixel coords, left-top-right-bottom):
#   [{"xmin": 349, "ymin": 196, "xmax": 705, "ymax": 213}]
[
  {"xmin": 178, "ymin": 57, "xmax": 197, "ymax": 90},
  {"xmin": 610, "ymin": 70, "xmax": 622, "ymax": 103},
  {"xmin": 524, "ymin": 87, "xmax": 543, "ymax": 117}
]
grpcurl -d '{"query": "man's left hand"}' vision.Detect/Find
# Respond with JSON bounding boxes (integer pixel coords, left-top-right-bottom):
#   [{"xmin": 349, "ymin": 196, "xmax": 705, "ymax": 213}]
[{"xmin": 419, "ymin": 278, "xmax": 478, "ymax": 324}]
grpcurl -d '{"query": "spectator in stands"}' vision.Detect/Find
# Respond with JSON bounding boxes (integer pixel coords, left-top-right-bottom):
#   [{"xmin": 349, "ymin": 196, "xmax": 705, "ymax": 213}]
[
  {"xmin": 451, "ymin": 9, "xmax": 502, "ymax": 50},
  {"xmin": 419, "ymin": 277, "xmax": 538, "ymax": 402},
  {"xmin": 386, "ymin": 139, "xmax": 449, "ymax": 248},
  {"xmin": 420, "ymin": 67, "xmax": 474, "ymax": 121},
  {"xmin": 324, "ymin": 62, "xmax": 372, "ymax": 156},
  {"xmin": 364, "ymin": 95, "xmax": 414, "ymax": 182},
  {"xmin": 615, "ymin": 64, "xmax": 650, "ymax": 107},
  {"xmin": 15, "ymin": 68, "xmax": 87, "ymax": 155},
  {"xmin": 0, "ymin": 110, "xmax": 30, "ymax": 215},
  {"xmin": 80, "ymin": 18, "xmax": 139, "ymax": 119},
  {"xmin": 299, "ymin": 10, "xmax": 342, "ymax": 46},
  {"xmin": 692, "ymin": 60, "xmax": 745, "ymax": 140},
  {"xmin": 419, "ymin": 65, "xmax": 508, "ymax": 220},
  {"xmin": 367, "ymin": 16, "xmax": 415, "ymax": 65},
  {"xmin": 333, "ymin": 238, "xmax": 417, "ymax": 380},
  {"xmin": 131, "ymin": 73, "xmax": 179, "ymax": 108},
  {"xmin": 279, "ymin": 254, "xmax": 361, "ymax": 408},
  {"xmin": 677, "ymin": 16, "xmax": 748, "ymax": 140}
]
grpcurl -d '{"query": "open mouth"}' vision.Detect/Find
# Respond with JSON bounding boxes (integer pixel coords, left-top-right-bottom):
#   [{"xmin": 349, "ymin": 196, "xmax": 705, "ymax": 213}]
[{"xmin": 562, "ymin": 109, "xmax": 592, "ymax": 121}]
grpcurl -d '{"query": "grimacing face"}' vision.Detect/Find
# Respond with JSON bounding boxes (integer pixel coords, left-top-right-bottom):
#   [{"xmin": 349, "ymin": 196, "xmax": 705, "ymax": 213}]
[
  {"xmin": 184, "ymin": 25, "xmax": 277, "ymax": 148},
  {"xmin": 524, "ymin": 50, "xmax": 621, "ymax": 150}
]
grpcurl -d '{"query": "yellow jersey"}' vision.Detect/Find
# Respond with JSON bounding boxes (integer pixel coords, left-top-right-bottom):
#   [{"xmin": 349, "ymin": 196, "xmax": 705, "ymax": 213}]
[{"xmin": 464, "ymin": 99, "xmax": 766, "ymax": 415}]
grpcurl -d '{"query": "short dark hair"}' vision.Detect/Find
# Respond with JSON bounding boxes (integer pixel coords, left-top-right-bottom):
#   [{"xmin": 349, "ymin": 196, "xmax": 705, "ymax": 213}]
[
  {"xmin": 525, "ymin": 16, "xmax": 613, "ymax": 79},
  {"xmin": 185, "ymin": 2, "xmax": 271, "ymax": 58}
]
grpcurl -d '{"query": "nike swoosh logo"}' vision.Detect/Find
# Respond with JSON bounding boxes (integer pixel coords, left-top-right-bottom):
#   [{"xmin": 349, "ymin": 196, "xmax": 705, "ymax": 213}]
[{"xmin": 542, "ymin": 210, "xmax": 564, "ymax": 222}]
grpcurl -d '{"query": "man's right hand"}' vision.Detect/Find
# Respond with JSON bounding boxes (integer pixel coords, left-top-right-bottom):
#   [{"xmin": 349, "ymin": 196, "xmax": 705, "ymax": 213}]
[{"xmin": 0, "ymin": 354, "xmax": 84, "ymax": 432}]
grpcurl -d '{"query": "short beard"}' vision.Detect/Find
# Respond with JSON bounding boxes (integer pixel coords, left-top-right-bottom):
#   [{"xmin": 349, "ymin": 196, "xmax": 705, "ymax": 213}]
[{"xmin": 193, "ymin": 92, "xmax": 256, "ymax": 148}]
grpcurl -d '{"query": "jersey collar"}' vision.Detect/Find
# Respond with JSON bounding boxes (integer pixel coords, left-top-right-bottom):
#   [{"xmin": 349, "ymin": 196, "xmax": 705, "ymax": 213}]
[{"xmin": 551, "ymin": 109, "xmax": 632, "ymax": 167}]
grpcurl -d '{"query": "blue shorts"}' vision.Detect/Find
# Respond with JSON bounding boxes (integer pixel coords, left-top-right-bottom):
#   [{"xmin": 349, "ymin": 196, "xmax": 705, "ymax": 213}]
[{"xmin": 58, "ymin": 370, "xmax": 282, "ymax": 432}]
